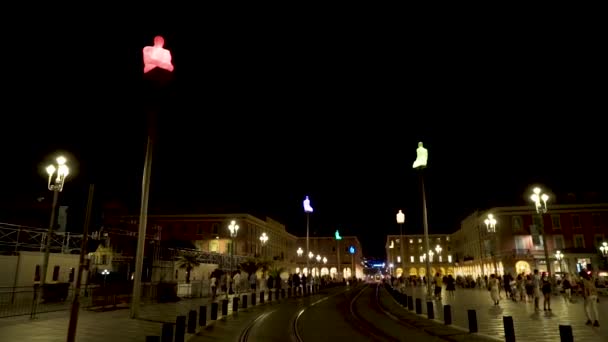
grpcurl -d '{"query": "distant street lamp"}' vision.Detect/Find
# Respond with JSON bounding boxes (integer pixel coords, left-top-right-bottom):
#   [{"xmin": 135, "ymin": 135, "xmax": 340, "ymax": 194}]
[
  {"xmin": 428, "ymin": 250, "xmax": 434, "ymax": 263},
  {"xmin": 435, "ymin": 245, "xmax": 442, "ymax": 263},
  {"xmin": 102, "ymin": 269, "xmax": 110, "ymax": 287},
  {"xmin": 413, "ymin": 142, "xmax": 432, "ymax": 299},
  {"xmin": 260, "ymin": 232, "xmax": 268, "ymax": 258},
  {"xmin": 303, "ymin": 196, "xmax": 313, "ymax": 278},
  {"xmin": 297, "ymin": 247, "xmax": 303, "ymax": 257},
  {"xmin": 228, "ymin": 220, "xmax": 239, "ymax": 298},
  {"xmin": 484, "ymin": 214, "xmax": 498, "ymax": 274},
  {"xmin": 396, "ymin": 210, "xmax": 406, "ymax": 278},
  {"xmin": 323, "ymin": 256, "xmax": 327, "ymax": 264},
  {"xmin": 531, "ymin": 187, "xmax": 552, "ymax": 277},
  {"xmin": 37, "ymin": 155, "xmax": 69, "ymax": 316},
  {"xmin": 555, "ymin": 250, "xmax": 564, "ymax": 273}
]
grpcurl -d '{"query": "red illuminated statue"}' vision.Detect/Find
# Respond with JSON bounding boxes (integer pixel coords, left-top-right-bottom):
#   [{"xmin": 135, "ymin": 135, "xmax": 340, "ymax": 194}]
[{"xmin": 143, "ymin": 36, "xmax": 174, "ymax": 74}]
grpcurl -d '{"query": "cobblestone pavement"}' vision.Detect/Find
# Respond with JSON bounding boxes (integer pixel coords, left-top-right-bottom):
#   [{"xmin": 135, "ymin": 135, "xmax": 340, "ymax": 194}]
[
  {"xmin": 0, "ymin": 291, "xmax": 261, "ymax": 342},
  {"xmin": 402, "ymin": 286, "xmax": 606, "ymax": 342}
]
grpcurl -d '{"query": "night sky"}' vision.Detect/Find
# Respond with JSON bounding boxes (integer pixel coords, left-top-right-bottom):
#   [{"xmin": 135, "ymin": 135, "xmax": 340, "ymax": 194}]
[{"xmin": 1, "ymin": 21, "xmax": 606, "ymax": 257}]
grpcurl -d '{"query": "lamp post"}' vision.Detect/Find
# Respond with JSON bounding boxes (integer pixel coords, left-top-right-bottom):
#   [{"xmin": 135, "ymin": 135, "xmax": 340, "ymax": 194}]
[
  {"xmin": 228, "ymin": 220, "xmax": 239, "ymax": 298},
  {"xmin": 484, "ymin": 214, "xmax": 498, "ymax": 275},
  {"xmin": 396, "ymin": 210, "xmax": 406, "ymax": 279},
  {"xmin": 102, "ymin": 269, "xmax": 110, "ymax": 288},
  {"xmin": 413, "ymin": 142, "xmax": 432, "ymax": 298},
  {"xmin": 555, "ymin": 250, "xmax": 564, "ymax": 273},
  {"xmin": 335, "ymin": 230, "xmax": 342, "ymax": 280},
  {"xmin": 308, "ymin": 251, "xmax": 314, "ymax": 277},
  {"xmin": 260, "ymin": 232, "xmax": 268, "ymax": 259},
  {"xmin": 530, "ymin": 187, "xmax": 551, "ymax": 277},
  {"xmin": 303, "ymin": 196, "xmax": 313, "ymax": 280},
  {"xmin": 131, "ymin": 35, "xmax": 175, "ymax": 319},
  {"xmin": 316, "ymin": 254, "xmax": 321, "ymax": 278},
  {"xmin": 36, "ymin": 156, "xmax": 69, "ymax": 316}
]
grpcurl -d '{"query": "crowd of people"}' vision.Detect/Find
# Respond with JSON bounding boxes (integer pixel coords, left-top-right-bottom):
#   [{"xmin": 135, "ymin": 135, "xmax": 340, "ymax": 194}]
[{"xmin": 387, "ymin": 269, "xmax": 603, "ymax": 328}]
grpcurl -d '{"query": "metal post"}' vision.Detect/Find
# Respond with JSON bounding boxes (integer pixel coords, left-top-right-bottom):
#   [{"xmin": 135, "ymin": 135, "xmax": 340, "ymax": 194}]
[
  {"xmin": 35, "ymin": 189, "xmax": 59, "ymax": 316},
  {"xmin": 67, "ymin": 184, "xmax": 94, "ymax": 342},
  {"xmin": 399, "ymin": 223, "xmax": 405, "ymax": 278},
  {"xmin": 478, "ymin": 222, "xmax": 485, "ymax": 277},
  {"xmin": 306, "ymin": 213, "xmax": 310, "ymax": 277},
  {"xmin": 336, "ymin": 239, "xmax": 341, "ymax": 280},
  {"xmin": 539, "ymin": 213, "xmax": 552, "ymax": 277},
  {"xmin": 130, "ymin": 134, "xmax": 154, "ymax": 319},
  {"xmin": 420, "ymin": 172, "xmax": 432, "ymax": 299}
]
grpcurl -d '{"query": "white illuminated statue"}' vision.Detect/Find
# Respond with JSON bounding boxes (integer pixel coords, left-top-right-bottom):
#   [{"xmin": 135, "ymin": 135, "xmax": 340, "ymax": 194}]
[
  {"xmin": 143, "ymin": 36, "xmax": 174, "ymax": 74},
  {"xmin": 303, "ymin": 196, "xmax": 313, "ymax": 213},
  {"xmin": 412, "ymin": 142, "xmax": 428, "ymax": 169}
]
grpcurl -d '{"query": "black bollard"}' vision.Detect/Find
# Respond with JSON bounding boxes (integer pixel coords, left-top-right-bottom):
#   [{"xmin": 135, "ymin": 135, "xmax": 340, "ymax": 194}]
[
  {"xmin": 559, "ymin": 325, "xmax": 573, "ymax": 342},
  {"xmin": 221, "ymin": 299, "xmax": 228, "ymax": 316},
  {"xmin": 407, "ymin": 296, "xmax": 414, "ymax": 311},
  {"xmin": 251, "ymin": 292, "xmax": 256, "ymax": 306},
  {"xmin": 275, "ymin": 289, "xmax": 279, "ymax": 300},
  {"xmin": 503, "ymin": 316, "xmax": 515, "ymax": 342},
  {"xmin": 242, "ymin": 294, "xmax": 248, "ymax": 309},
  {"xmin": 161, "ymin": 323, "xmax": 173, "ymax": 342},
  {"xmin": 199, "ymin": 306, "xmax": 206, "ymax": 326},
  {"xmin": 426, "ymin": 302, "xmax": 434, "ymax": 319},
  {"xmin": 146, "ymin": 337, "xmax": 161, "ymax": 342},
  {"xmin": 400, "ymin": 293, "xmax": 407, "ymax": 306},
  {"xmin": 232, "ymin": 297, "xmax": 239, "ymax": 313},
  {"xmin": 443, "ymin": 305, "xmax": 452, "ymax": 325},
  {"xmin": 175, "ymin": 315, "xmax": 186, "ymax": 342},
  {"xmin": 210, "ymin": 302, "xmax": 218, "ymax": 320},
  {"xmin": 260, "ymin": 291, "xmax": 265, "ymax": 303},
  {"xmin": 281, "ymin": 288, "xmax": 286, "ymax": 299},
  {"xmin": 187, "ymin": 310, "xmax": 197, "ymax": 334},
  {"xmin": 268, "ymin": 290, "xmax": 272, "ymax": 302},
  {"xmin": 467, "ymin": 310, "xmax": 478, "ymax": 333},
  {"xmin": 415, "ymin": 298, "xmax": 422, "ymax": 314}
]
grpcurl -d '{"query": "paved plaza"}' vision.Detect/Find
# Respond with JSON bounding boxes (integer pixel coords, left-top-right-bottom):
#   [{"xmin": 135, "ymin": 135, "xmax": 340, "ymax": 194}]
[
  {"xmin": 402, "ymin": 286, "xmax": 606, "ymax": 342},
  {"xmin": 0, "ymin": 292, "xmax": 250, "ymax": 342}
]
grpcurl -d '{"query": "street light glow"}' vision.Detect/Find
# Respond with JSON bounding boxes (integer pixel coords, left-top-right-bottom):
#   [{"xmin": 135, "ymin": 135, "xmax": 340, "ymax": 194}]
[
  {"xmin": 259, "ymin": 232, "xmax": 268, "ymax": 245},
  {"xmin": 297, "ymin": 247, "xmax": 303, "ymax": 256}
]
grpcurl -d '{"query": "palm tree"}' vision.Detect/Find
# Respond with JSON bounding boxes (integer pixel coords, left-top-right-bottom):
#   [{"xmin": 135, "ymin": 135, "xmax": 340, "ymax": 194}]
[{"xmin": 176, "ymin": 253, "xmax": 200, "ymax": 283}]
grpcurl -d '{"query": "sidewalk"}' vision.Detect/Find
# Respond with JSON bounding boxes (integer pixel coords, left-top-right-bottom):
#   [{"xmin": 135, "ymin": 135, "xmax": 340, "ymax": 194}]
[
  {"xmin": 403, "ymin": 286, "xmax": 605, "ymax": 342},
  {"xmin": 0, "ymin": 291, "xmax": 253, "ymax": 342}
]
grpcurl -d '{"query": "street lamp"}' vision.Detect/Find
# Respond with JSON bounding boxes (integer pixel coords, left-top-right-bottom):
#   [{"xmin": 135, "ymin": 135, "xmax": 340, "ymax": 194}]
[
  {"xmin": 37, "ymin": 155, "xmax": 69, "ymax": 315},
  {"xmin": 396, "ymin": 210, "xmax": 406, "ymax": 279},
  {"xmin": 413, "ymin": 142, "xmax": 432, "ymax": 299},
  {"xmin": 297, "ymin": 247, "xmax": 303, "ymax": 257},
  {"xmin": 102, "ymin": 269, "xmax": 110, "ymax": 287},
  {"xmin": 555, "ymin": 250, "xmax": 564, "ymax": 273},
  {"xmin": 435, "ymin": 245, "xmax": 442, "ymax": 263},
  {"xmin": 228, "ymin": 220, "xmax": 239, "ymax": 298},
  {"xmin": 600, "ymin": 242, "xmax": 608, "ymax": 256},
  {"xmin": 531, "ymin": 187, "xmax": 552, "ymax": 277},
  {"xmin": 259, "ymin": 232, "xmax": 268, "ymax": 259},
  {"xmin": 428, "ymin": 250, "xmax": 434, "ymax": 263},
  {"xmin": 484, "ymin": 214, "xmax": 498, "ymax": 274},
  {"xmin": 323, "ymin": 256, "xmax": 327, "ymax": 264},
  {"xmin": 303, "ymin": 196, "xmax": 313, "ymax": 279}
]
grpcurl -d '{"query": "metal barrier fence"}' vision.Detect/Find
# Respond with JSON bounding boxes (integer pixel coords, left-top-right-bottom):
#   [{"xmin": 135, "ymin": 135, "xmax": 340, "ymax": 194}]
[
  {"xmin": 0, "ymin": 285, "xmax": 93, "ymax": 318},
  {"xmin": 0, "ymin": 281, "xmax": 215, "ymax": 318}
]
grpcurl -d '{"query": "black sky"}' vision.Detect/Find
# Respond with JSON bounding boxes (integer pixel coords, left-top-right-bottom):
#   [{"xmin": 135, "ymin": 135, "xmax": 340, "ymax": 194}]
[{"xmin": 1, "ymin": 19, "xmax": 606, "ymax": 257}]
